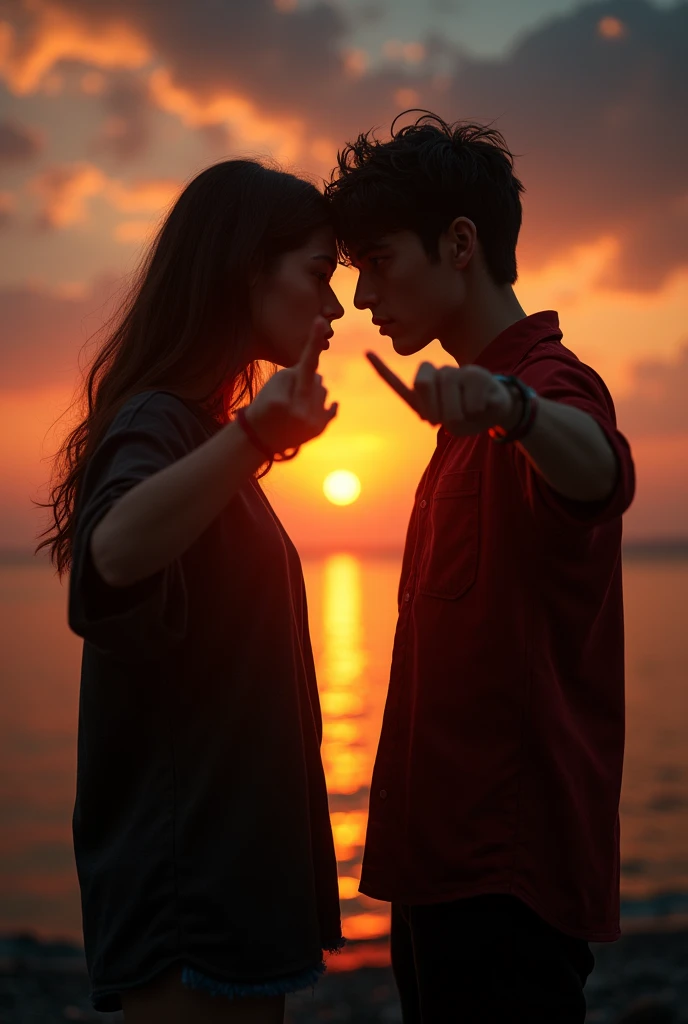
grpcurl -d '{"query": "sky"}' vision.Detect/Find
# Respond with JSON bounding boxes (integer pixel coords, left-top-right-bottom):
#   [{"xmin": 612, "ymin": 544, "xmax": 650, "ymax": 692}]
[{"xmin": 1, "ymin": 0, "xmax": 687, "ymax": 552}]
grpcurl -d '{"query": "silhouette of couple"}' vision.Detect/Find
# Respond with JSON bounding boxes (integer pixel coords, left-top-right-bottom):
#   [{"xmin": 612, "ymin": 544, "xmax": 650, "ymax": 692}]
[{"xmin": 41, "ymin": 112, "xmax": 635, "ymax": 1023}]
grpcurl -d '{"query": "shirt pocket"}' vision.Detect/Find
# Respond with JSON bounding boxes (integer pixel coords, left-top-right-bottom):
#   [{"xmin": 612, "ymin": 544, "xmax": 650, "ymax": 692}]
[{"xmin": 419, "ymin": 470, "xmax": 480, "ymax": 600}]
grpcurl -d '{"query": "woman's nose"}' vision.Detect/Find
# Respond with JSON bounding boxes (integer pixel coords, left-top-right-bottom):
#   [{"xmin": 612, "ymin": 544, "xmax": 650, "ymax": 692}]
[{"xmin": 324, "ymin": 291, "xmax": 345, "ymax": 321}]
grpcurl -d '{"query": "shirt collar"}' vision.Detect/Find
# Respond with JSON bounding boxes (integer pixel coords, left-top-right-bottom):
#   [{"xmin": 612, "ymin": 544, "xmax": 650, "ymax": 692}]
[{"xmin": 473, "ymin": 310, "xmax": 562, "ymax": 375}]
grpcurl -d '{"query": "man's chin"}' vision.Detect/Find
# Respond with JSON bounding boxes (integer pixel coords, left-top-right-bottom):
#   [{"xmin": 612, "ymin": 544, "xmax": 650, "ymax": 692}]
[{"xmin": 391, "ymin": 330, "xmax": 429, "ymax": 357}]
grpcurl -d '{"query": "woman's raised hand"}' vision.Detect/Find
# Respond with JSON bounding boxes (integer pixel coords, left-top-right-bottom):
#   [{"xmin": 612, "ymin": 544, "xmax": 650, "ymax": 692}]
[{"xmin": 245, "ymin": 317, "xmax": 338, "ymax": 455}]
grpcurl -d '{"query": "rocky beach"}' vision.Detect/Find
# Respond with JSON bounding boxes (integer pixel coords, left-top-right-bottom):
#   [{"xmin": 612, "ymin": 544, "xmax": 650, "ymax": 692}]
[{"xmin": 1, "ymin": 925, "xmax": 688, "ymax": 1023}]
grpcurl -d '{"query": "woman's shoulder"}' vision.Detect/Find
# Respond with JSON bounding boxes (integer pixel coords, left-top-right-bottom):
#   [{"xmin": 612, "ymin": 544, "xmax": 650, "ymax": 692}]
[{"xmin": 108, "ymin": 390, "xmax": 218, "ymax": 445}]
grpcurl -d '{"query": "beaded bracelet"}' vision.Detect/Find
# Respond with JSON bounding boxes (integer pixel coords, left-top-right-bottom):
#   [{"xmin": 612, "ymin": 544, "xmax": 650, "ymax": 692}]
[
  {"xmin": 236, "ymin": 407, "xmax": 300, "ymax": 463},
  {"xmin": 236, "ymin": 407, "xmax": 274, "ymax": 461}
]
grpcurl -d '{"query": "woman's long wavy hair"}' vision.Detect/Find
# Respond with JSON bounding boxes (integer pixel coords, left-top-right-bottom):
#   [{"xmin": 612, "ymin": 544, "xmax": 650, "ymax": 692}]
[{"xmin": 37, "ymin": 160, "xmax": 331, "ymax": 576}]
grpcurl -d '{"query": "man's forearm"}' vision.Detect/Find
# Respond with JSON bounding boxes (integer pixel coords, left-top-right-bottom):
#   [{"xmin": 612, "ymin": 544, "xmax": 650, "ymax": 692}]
[{"xmin": 516, "ymin": 398, "xmax": 618, "ymax": 502}]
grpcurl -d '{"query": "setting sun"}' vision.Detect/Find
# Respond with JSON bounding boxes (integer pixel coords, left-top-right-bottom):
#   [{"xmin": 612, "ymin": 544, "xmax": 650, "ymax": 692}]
[{"xmin": 323, "ymin": 470, "xmax": 362, "ymax": 506}]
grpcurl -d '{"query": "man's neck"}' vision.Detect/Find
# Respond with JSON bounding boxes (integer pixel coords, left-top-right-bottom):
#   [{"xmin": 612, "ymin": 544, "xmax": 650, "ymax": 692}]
[{"xmin": 439, "ymin": 283, "xmax": 527, "ymax": 367}]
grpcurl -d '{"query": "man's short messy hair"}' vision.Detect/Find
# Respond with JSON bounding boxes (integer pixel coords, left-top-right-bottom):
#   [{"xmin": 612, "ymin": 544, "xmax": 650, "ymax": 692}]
[{"xmin": 325, "ymin": 111, "xmax": 525, "ymax": 286}]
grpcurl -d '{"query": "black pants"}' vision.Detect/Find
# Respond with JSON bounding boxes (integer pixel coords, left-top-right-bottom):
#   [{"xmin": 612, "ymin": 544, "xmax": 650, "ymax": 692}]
[{"xmin": 391, "ymin": 894, "xmax": 595, "ymax": 1023}]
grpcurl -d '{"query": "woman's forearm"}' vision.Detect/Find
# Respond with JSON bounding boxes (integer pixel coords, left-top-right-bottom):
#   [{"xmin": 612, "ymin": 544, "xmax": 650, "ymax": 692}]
[
  {"xmin": 518, "ymin": 397, "xmax": 618, "ymax": 502},
  {"xmin": 90, "ymin": 422, "xmax": 264, "ymax": 587}
]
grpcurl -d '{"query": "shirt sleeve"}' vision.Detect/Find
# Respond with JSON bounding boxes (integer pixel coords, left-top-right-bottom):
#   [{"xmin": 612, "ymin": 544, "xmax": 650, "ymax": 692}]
[
  {"xmin": 515, "ymin": 354, "xmax": 636, "ymax": 529},
  {"xmin": 68, "ymin": 393, "xmax": 204, "ymax": 662}
]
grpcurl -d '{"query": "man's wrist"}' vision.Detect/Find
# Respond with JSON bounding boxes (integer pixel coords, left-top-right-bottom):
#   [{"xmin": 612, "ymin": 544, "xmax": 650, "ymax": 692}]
[
  {"xmin": 496, "ymin": 379, "xmax": 524, "ymax": 432},
  {"xmin": 489, "ymin": 375, "xmax": 539, "ymax": 444}
]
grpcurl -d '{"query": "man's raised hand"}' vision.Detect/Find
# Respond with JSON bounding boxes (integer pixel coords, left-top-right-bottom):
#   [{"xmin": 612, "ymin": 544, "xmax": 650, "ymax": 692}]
[{"xmin": 366, "ymin": 351, "xmax": 518, "ymax": 438}]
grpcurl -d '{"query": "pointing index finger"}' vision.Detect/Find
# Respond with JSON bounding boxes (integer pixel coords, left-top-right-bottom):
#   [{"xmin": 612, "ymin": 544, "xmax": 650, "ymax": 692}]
[
  {"xmin": 366, "ymin": 351, "xmax": 422, "ymax": 415},
  {"xmin": 296, "ymin": 317, "xmax": 327, "ymax": 396}
]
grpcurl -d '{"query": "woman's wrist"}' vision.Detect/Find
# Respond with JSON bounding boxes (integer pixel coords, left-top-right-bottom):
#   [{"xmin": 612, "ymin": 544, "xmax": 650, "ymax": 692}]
[
  {"xmin": 236, "ymin": 406, "xmax": 275, "ymax": 462},
  {"xmin": 236, "ymin": 405, "xmax": 301, "ymax": 464}
]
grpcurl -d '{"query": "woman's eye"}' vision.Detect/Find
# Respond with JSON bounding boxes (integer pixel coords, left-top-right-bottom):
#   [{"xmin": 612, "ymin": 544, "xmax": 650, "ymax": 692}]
[
  {"xmin": 369, "ymin": 256, "xmax": 387, "ymax": 267},
  {"xmin": 314, "ymin": 272, "xmax": 329, "ymax": 282}
]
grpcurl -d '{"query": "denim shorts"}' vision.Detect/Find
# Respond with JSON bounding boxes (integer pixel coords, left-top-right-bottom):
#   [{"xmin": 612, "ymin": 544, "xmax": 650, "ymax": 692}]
[{"xmin": 181, "ymin": 959, "xmax": 327, "ymax": 1000}]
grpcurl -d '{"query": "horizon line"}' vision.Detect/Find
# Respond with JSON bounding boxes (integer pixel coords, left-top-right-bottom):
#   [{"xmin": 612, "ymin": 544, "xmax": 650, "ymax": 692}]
[{"xmin": 2, "ymin": 537, "xmax": 688, "ymax": 566}]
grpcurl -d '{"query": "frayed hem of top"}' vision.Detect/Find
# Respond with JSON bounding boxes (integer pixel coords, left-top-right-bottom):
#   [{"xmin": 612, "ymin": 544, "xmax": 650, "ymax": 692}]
[{"xmin": 181, "ymin": 962, "xmax": 326, "ymax": 999}]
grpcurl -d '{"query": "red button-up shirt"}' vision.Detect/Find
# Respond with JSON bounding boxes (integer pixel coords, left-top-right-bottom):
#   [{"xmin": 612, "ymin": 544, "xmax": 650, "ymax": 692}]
[{"xmin": 360, "ymin": 311, "xmax": 635, "ymax": 942}]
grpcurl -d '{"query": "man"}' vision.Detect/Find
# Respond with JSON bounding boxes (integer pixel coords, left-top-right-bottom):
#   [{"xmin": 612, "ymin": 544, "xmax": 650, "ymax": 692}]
[{"xmin": 326, "ymin": 113, "xmax": 635, "ymax": 1023}]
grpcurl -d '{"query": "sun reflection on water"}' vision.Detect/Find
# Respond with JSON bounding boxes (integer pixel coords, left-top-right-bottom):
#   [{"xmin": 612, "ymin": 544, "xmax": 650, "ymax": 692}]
[
  {"xmin": 317, "ymin": 554, "xmax": 393, "ymax": 945},
  {"xmin": 320, "ymin": 554, "xmax": 368, "ymax": 795}
]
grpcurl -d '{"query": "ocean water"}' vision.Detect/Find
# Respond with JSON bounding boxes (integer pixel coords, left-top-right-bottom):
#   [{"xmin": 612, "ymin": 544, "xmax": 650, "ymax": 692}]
[{"xmin": 0, "ymin": 552, "xmax": 687, "ymax": 955}]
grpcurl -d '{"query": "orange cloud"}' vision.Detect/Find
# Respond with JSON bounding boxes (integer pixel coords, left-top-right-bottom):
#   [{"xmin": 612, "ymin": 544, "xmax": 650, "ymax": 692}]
[
  {"xmin": 148, "ymin": 68, "xmax": 305, "ymax": 166},
  {"xmin": 80, "ymin": 70, "xmax": 106, "ymax": 95},
  {"xmin": 0, "ymin": 0, "xmax": 150, "ymax": 95},
  {"xmin": 113, "ymin": 220, "xmax": 156, "ymax": 244},
  {"xmin": 598, "ymin": 16, "xmax": 627, "ymax": 40},
  {"xmin": 383, "ymin": 40, "xmax": 427, "ymax": 64},
  {"xmin": 343, "ymin": 48, "xmax": 369, "ymax": 79},
  {"xmin": 394, "ymin": 87, "xmax": 420, "ymax": 108},
  {"xmin": 29, "ymin": 162, "xmax": 106, "ymax": 228},
  {"xmin": 28, "ymin": 162, "xmax": 180, "ymax": 228},
  {"xmin": 106, "ymin": 177, "xmax": 180, "ymax": 214}
]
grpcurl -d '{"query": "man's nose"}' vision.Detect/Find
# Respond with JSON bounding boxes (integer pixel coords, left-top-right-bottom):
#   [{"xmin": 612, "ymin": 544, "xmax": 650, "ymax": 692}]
[{"xmin": 353, "ymin": 275, "xmax": 377, "ymax": 311}]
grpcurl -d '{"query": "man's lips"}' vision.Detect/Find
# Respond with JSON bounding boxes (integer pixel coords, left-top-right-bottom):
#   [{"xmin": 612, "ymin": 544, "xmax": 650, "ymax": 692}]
[{"xmin": 372, "ymin": 318, "xmax": 395, "ymax": 335}]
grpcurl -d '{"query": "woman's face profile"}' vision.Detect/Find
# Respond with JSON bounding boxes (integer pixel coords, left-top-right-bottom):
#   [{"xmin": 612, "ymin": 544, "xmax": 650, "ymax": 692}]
[{"xmin": 249, "ymin": 224, "xmax": 344, "ymax": 367}]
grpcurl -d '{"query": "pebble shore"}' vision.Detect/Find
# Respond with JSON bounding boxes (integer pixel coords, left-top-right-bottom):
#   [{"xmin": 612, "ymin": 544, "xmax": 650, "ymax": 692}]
[{"xmin": 1, "ymin": 927, "xmax": 688, "ymax": 1023}]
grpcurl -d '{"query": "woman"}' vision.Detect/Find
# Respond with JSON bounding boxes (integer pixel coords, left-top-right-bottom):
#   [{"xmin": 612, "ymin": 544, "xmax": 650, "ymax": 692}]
[{"xmin": 38, "ymin": 160, "xmax": 345, "ymax": 1023}]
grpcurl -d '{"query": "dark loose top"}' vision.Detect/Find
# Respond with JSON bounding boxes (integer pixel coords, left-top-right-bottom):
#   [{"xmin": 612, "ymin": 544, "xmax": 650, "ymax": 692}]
[
  {"xmin": 68, "ymin": 391, "xmax": 341, "ymax": 1012},
  {"xmin": 360, "ymin": 311, "xmax": 636, "ymax": 942}
]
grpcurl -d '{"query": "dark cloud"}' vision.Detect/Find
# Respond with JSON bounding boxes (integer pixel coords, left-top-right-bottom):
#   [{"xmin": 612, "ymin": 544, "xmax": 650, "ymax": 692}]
[
  {"xmin": 198, "ymin": 122, "xmax": 237, "ymax": 157},
  {"xmin": 438, "ymin": 0, "xmax": 688, "ymax": 290},
  {"xmin": 351, "ymin": 2, "xmax": 387, "ymax": 25},
  {"xmin": 49, "ymin": 0, "xmax": 349, "ymax": 124},
  {"xmin": 0, "ymin": 277, "xmax": 122, "ymax": 389},
  {"xmin": 5, "ymin": 0, "xmax": 688, "ymax": 288},
  {"xmin": 615, "ymin": 342, "xmax": 688, "ymax": 437},
  {"xmin": 428, "ymin": 0, "xmax": 463, "ymax": 12},
  {"xmin": 94, "ymin": 74, "xmax": 153, "ymax": 161},
  {"xmin": 0, "ymin": 118, "xmax": 43, "ymax": 162},
  {"xmin": 0, "ymin": 192, "xmax": 14, "ymax": 228}
]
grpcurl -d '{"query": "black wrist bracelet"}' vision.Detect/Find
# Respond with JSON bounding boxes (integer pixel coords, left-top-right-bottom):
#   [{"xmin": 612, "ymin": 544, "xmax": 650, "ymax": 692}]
[{"xmin": 488, "ymin": 375, "xmax": 539, "ymax": 444}]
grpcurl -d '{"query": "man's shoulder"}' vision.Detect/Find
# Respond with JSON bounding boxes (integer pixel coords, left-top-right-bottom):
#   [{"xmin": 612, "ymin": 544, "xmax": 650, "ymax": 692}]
[{"xmin": 516, "ymin": 337, "xmax": 613, "ymax": 403}]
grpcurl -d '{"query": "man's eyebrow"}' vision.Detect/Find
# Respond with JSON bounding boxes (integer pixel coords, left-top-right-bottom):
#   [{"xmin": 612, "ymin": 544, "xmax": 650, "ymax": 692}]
[
  {"xmin": 350, "ymin": 239, "xmax": 389, "ymax": 261},
  {"xmin": 310, "ymin": 253, "xmax": 337, "ymax": 271}
]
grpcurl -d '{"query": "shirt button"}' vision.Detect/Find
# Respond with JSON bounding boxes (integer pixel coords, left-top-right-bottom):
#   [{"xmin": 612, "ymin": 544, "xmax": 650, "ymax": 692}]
[
  {"xmin": 380, "ymin": 789, "xmax": 388, "ymax": 799},
  {"xmin": 404, "ymin": 592, "xmax": 410, "ymax": 602},
  {"xmin": 420, "ymin": 499, "xmax": 427, "ymax": 508}
]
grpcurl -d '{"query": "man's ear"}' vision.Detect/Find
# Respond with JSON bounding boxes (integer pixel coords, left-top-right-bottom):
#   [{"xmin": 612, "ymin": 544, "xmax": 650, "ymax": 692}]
[{"xmin": 447, "ymin": 217, "xmax": 477, "ymax": 269}]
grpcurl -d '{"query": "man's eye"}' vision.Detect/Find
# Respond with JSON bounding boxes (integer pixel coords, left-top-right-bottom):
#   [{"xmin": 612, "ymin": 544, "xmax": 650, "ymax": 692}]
[
  {"xmin": 314, "ymin": 272, "xmax": 329, "ymax": 282},
  {"xmin": 369, "ymin": 256, "xmax": 387, "ymax": 267}
]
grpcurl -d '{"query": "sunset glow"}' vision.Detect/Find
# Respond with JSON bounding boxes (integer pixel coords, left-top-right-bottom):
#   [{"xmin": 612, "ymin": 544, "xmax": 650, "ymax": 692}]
[
  {"xmin": 0, "ymin": 0, "xmax": 687, "ymax": 995},
  {"xmin": 1, "ymin": 0, "xmax": 686, "ymax": 551},
  {"xmin": 323, "ymin": 470, "xmax": 362, "ymax": 507}
]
